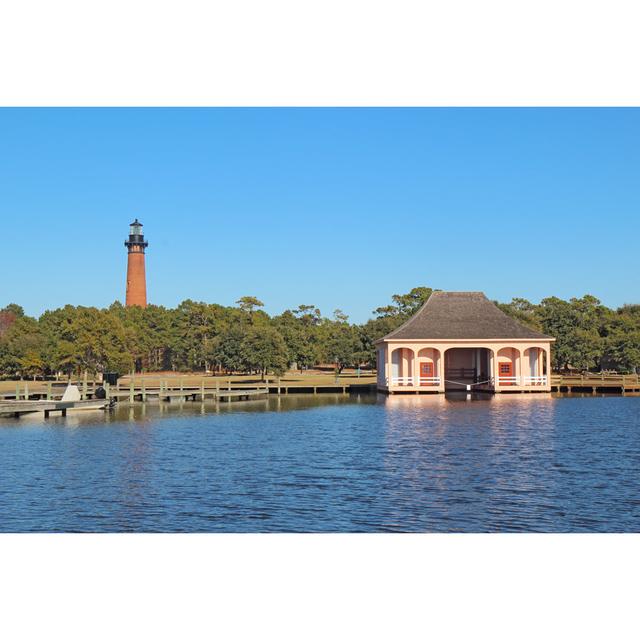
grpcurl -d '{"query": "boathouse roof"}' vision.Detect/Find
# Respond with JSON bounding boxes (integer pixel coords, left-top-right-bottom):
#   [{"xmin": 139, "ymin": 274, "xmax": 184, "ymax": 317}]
[{"xmin": 380, "ymin": 291, "xmax": 552, "ymax": 341}]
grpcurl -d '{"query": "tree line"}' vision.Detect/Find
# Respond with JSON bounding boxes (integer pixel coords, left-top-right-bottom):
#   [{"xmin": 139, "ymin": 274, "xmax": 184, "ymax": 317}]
[{"xmin": 0, "ymin": 288, "xmax": 639, "ymax": 379}]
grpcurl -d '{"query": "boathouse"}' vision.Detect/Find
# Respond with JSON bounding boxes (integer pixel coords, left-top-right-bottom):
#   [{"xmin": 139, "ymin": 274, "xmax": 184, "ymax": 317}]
[{"xmin": 375, "ymin": 292, "xmax": 554, "ymax": 393}]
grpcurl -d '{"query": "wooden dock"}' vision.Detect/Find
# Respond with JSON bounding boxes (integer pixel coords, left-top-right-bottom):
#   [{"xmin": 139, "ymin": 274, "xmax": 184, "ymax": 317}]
[
  {"xmin": 0, "ymin": 399, "xmax": 111, "ymax": 418},
  {"xmin": 107, "ymin": 386, "xmax": 270, "ymax": 403},
  {"xmin": 0, "ymin": 377, "xmax": 378, "ymax": 407},
  {"xmin": 1, "ymin": 373, "xmax": 638, "ymax": 407},
  {"xmin": 2, "ymin": 373, "xmax": 636, "ymax": 415},
  {"xmin": 551, "ymin": 373, "xmax": 640, "ymax": 394}
]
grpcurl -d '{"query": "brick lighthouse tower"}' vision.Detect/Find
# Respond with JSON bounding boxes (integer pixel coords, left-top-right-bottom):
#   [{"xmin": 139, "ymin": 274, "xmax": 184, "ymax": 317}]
[{"xmin": 125, "ymin": 219, "xmax": 148, "ymax": 307}]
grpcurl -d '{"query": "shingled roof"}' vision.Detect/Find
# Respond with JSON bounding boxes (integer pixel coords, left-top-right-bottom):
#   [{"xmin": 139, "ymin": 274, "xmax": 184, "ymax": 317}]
[{"xmin": 380, "ymin": 292, "xmax": 552, "ymax": 341}]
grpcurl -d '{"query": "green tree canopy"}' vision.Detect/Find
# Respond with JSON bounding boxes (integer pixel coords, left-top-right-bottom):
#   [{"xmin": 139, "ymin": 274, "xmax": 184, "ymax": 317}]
[
  {"xmin": 241, "ymin": 325, "xmax": 289, "ymax": 379},
  {"xmin": 1, "ymin": 285, "xmax": 639, "ymax": 379}
]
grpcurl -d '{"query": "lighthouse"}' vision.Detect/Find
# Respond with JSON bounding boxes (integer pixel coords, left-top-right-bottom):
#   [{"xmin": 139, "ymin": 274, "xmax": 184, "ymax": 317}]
[{"xmin": 125, "ymin": 219, "xmax": 148, "ymax": 307}]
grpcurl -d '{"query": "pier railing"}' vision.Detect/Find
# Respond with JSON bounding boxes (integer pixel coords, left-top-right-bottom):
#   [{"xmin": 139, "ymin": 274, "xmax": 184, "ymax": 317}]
[
  {"xmin": 550, "ymin": 373, "xmax": 639, "ymax": 392},
  {"xmin": 0, "ymin": 376, "xmax": 377, "ymax": 403}
]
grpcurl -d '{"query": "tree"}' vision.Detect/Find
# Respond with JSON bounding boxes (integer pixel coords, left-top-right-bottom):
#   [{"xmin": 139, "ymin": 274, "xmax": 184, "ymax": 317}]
[
  {"xmin": 1, "ymin": 285, "xmax": 638, "ymax": 380},
  {"xmin": 140, "ymin": 305, "xmax": 177, "ymax": 371},
  {"xmin": 496, "ymin": 297, "xmax": 543, "ymax": 331},
  {"xmin": 38, "ymin": 306, "xmax": 132, "ymax": 376},
  {"xmin": 272, "ymin": 309, "xmax": 319, "ymax": 371},
  {"xmin": 207, "ymin": 325, "xmax": 246, "ymax": 374},
  {"xmin": 1, "ymin": 303, "xmax": 25, "ymax": 318},
  {"xmin": 0, "ymin": 311, "xmax": 17, "ymax": 338},
  {"xmin": 374, "ymin": 286, "xmax": 434, "ymax": 319},
  {"xmin": 0, "ymin": 304, "xmax": 24, "ymax": 338},
  {"xmin": 333, "ymin": 309, "xmax": 349, "ymax": 323},
  {"xmin": 240, "ymin": 325, "xmax": 288, "ymax": 379},
  {"xmin": 537, "ymin": 295, "xmax": 606, "ymax": 371},
  {"xmin": 294, "ymin": 305, "xmax": 321, "ymax": 325},
  {"xmin": 236, "ymin": 296, "xmax": 264, "ymax": 317},
  {"xmin": 0, "ymin": 316, "xmax": 46, "ymax": 378},
  {"xmin": 172, "ymin": 300, "xmax": 228, "ymax": 371},
  {"xmin": 322, "ymin": 321, "xmax": 362, "ymax": 375},
  {"xmin": 603, "ymin": 315, "xmax": 640, "ymax": 373},
  {"xmin": 19, "ymin": 350, "xmax": 45, "ymax": 380}
]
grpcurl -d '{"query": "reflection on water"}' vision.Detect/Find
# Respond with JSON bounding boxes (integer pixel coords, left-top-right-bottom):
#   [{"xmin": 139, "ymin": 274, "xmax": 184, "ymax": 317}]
[
  {"xmin": 0, "ymin": 393, "xmax": 639, "ymax": 532},
  {"xmin": 381, "ymin": 393, "xmax": 561, "ymax": 531}
]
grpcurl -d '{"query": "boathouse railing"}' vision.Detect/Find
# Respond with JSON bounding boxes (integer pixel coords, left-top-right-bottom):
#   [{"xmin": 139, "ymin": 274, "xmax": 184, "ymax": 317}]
[
  {"xmin": 388, "ymin": 374, "xmax": 550, "ymax": 388},
  {"xmin": 496, "ymin": 376, "xmax": 548, "ymax": 386},
  {"xmin": 390, "ymin": 376, "xmax": 441, "ymax": 386}
]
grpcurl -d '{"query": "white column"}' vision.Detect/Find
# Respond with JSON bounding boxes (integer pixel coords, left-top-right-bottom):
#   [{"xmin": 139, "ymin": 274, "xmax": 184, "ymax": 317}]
[
  {"xmin": 544, "ymin": 347, "xmax": 551, "ymax": 388},
  {"xmin": 491, "ymin": 350, "xmax": 498, "ymax": 389}
]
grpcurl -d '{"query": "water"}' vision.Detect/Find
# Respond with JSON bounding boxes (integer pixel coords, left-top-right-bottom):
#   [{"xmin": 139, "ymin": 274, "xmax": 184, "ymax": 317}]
[{"xmin": 0, "ymin": 393, "xmax": 639, "ymax": 532}]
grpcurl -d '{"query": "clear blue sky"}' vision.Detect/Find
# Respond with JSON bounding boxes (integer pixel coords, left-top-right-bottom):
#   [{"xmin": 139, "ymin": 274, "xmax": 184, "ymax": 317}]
[{"xmin": 0, "ymin": 108, "xmax": 638, "ymax": 323}]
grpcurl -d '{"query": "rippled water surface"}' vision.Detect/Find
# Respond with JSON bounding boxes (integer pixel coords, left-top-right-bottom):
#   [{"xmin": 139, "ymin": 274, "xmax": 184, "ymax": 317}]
[{"xmin": 1, "ymin": 393, "xmax": 639, "ymax": 532}]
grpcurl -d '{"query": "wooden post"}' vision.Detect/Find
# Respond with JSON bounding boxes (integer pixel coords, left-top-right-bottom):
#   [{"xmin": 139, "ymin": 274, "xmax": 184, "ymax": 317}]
[
  {"xmin": 105, "ymin": 381, "xmax": 111, "ymax": 400},
  {"xmin": 141, "ymin": 378, "xmax": 146, "ymax": 402},
  {"xmin": 129, "ymin": 380, "xmax": 134, "ymax": 403},
  {"xmin": 82, "ymin": 370, "xmax": 88, "ymax": 400},
  {"xmin": 15, "ymin": 382, "xmax": 20, "ymax": 401},
  {"xmin": 277, "ymin": 377, "xmax": 281, "ymax": 395},
  {"xmin": 201, "ymin": 379, "xmax": 205, "ymax": 399},
  {"xmin": 24, "ymin": 382, "xmax": 29, "ymax": 400},
  {"xmin": 47, "ymin": 381, "xmax": 52, "ymax": 401}
]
